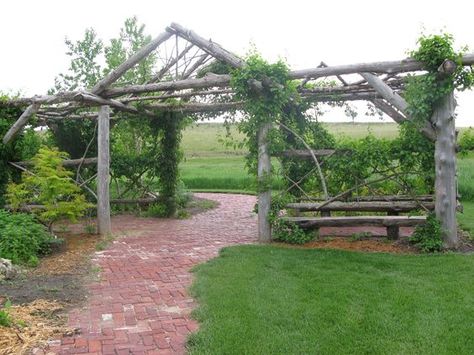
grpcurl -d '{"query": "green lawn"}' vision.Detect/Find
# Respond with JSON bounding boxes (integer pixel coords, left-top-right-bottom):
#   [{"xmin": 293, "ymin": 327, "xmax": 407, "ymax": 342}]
[{"xmin": 189, "ymin": 245, "xmax": 474, "ymax": 355}]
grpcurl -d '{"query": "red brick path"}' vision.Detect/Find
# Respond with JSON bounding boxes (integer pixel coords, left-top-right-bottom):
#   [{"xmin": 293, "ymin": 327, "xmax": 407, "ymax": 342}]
[
  {"xmin": 41, "ymin": 193, "xmax": 411, "ymax": 355},
  {"xmin": 46, "ymin": 193, "xmax": 257, "ymax": 355}
]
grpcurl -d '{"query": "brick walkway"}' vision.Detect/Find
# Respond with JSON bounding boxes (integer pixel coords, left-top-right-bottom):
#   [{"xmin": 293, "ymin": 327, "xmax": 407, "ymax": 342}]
[{"xmin": 46, "ymin": 193, "xmax": 257, "ymax": 355}]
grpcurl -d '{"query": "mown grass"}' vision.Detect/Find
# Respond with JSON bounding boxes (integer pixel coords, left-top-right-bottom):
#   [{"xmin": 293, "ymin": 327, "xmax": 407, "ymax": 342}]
[{"xmin": 189, "ymin": 245, "xmax": 474, "ymax": 355}]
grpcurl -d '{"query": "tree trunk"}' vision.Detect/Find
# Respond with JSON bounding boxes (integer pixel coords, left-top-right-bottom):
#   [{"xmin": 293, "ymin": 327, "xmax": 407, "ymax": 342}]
[
  {"xmin": 258, "ymin": 123, "xmax": 272, "ymax": 242},
  {"xmin": 97, "ymin": 105, "xmax": 112, "ymax": 235},
  {"xmin": 434, "ymin": 92, "xmax": 458, "ymax": 248}
]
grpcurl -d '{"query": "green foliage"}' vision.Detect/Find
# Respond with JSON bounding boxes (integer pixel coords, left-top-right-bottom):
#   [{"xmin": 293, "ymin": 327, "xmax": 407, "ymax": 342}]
[
  {"xmin": 50, "ymin": 17, "xmax": 156, "ymax": 159},
  {"xmin": 458, "ymin": 128, "xmax": 474, "ymax": 153},
  {"xmin": 7, "ymin": 147, "xmax": 93, "ymax": 231},
  {"xmin": 0, "ymin": 210, "xmax": 55, "ymax": 265},
  {"xmin": 0, "ymin": 300, "xmax": 12, "ymax": 327},
  {"xmin": 51, "ymin": 18, "xmax": 188, "ymax": 215},
  {"xmin": 399, "ymin": 33, "xmax": 474, "ymax": 190},
  {"xmin": 197, "ymin": 60, "xmax": 233, "ymax": 78},
  {"xmin": 272, "ymin": 219, "xmax": 314, "ymax": 244},
  {"xmin": 0, "ymin": 97, "xmax": 42, "ymax": 207},
  {"xmin": 84, "ymin": 223, "xmax": 96, "ymax": 234},
  {"xmin": 231, "ymin": 54, "xmax": 297, "ymax": 174},
  {"xmin": 146, "ymin": 202, "xmax": 169, "ymax": 218},
  {"xmin": 50, "ymin": 28, "xmax": 104, "ymax": 159},
  {"xmin": 409, "ymin": 214, "xmax": 443, "ymax": 252},
  {"xmin": 410, "ymin": 33, "xmax": 474, "ymax": 91},
  {"xmin": 269, "ymin": 194, "xmax": 313, "ymax": 244}
]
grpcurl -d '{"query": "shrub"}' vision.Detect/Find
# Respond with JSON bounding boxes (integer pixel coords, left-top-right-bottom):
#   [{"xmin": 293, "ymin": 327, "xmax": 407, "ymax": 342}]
[
  {"xmin": 0, "ymin": 300, "xmax": 12, "ymax": 327},
  {"xmin": 0, "ymin": 210, "xmax": 56, "ymax": 265},
  {"xmin": 7, "ymin": 146, "xmax": 93, "ymax": 232},
  {"xmin": 272, "ymin": 219, "xmax": 314, "ymax": 244},
  {"xmin": 409, "ymin": 214, "xmax": 443, "ymax": 252},
  {"xmin": 459, "ymin": 128, "xmax": 474, "ymax": 153},
  {"xmin": 146, "ymin": 202, "xmax": 168, "ymax": 218}
]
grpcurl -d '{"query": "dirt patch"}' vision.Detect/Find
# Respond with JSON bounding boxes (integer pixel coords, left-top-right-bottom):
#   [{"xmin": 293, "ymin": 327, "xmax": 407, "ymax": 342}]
[
  {"xmin": 0, "ymin": 232, "xmax": 101, "ymax": 305},
  {"xmin": 274, "ymin": 236, "xmax": 416, "ymax": 254},
  {"xmin": 456, "ymin": 229, "xmax": 474, "ymax": 253},
  {"xmin": 0, "ymin": 231, "xmax": 101, "ymax": 353},
  {"xmin": 0, "ymin": 274, "xmax": 88, "ymax": 305},
  {"xmin": 33, "ymin": 233, "xmax": 99, "ymax": 276}
]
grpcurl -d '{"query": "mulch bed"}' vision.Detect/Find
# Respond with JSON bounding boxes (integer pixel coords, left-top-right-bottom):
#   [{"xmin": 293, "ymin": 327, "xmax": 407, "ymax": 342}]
[{"xmin": 0, "ymin": 232, "xmax": 101, "ymax": 354}]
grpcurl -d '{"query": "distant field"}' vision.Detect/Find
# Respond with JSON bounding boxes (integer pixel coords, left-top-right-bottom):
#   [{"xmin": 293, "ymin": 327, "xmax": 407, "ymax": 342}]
[
  {"xmin": 180, "ymin": 122, "xmax": 474, "ymax": 200},
  {"xmin": 181, "ymin": 122, "xmax": 401, "ymax": 158},
  {"xmin": 180, "ymin": 122, "xmax": 401, "ymax": 190}
]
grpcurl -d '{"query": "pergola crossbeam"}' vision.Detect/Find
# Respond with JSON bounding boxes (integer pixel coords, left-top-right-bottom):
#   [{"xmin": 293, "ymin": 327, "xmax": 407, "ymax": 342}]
[
  {"xmin": 167, "ymin": 23, "xmax": 244, "ymax": 68},
  {"xmin": 91, "ymin": 31, "xmax": 172, "ymax": 94}
]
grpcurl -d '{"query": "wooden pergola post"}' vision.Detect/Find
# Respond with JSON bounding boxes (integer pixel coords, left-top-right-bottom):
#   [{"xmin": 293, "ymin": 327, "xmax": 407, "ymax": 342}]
[
  {"xmin": 97, "ymin": 105, "xmax": 112, "ymax": 235},
  {"xmin": 258, "ymin": 123, "xmax": 272, "ymax": 242},
  {"xmin": 433, "ymin": 92, "xmax": 458, "ymax": 248}
]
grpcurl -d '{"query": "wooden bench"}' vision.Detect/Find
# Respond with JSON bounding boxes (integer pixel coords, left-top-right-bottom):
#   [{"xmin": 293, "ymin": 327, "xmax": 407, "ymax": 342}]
[
  {"xmin": 281, "ymin": 215, "xmax": 427, "ymax": 239},
  {"xmin": 286, "ymin": 200, "xmax": 434, "ymax": 215}
]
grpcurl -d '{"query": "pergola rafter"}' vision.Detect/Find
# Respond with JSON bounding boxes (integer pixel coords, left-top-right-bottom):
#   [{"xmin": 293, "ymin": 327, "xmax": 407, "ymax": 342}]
[{"xmin": 1, "ymin": 22, "xmax": 472, "ymax": 247}]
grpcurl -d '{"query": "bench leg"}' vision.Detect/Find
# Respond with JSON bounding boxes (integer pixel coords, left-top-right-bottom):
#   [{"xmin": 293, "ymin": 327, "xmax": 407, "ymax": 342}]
[{"xmin": 387, "ymin": 225, "xmax": 399, "ymax": 240}]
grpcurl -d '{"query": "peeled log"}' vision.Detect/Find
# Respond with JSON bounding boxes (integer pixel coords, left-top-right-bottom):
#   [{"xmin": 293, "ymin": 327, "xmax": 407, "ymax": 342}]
[
  {"xmin": 91, "ymin": 32, "xmax": 172, "ymax": 94},
  {"xmin": 97, "ymin": 106, "xmax": 112, "ymax": 235},
  {"xmin": 258, "ymin": 123, "xmax": 272, "ymax": 242},
  {"xmin": 2, "ymin": 103, "xmax": 40, "ymax": 144},
  {"xmin": 434, "ymin": 92, "xmax": 458, "ymax": 248},
  {"xmin": 286, "ymin": 200, "xmax": 434, "ymax": 213}
]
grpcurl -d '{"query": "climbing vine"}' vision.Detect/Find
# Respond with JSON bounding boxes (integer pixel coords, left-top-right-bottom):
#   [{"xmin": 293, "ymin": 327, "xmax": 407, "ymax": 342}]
[
  {"xmin": 230, "ymin": 54, "xmax": 298, "ymax": 173},
  {"xmin": 398, "ymin": 33, "xmax": 474, "ymax": 189},
  {"xmin": 150, "ymin": 110, "xmax": 186, "ymax": 217}
]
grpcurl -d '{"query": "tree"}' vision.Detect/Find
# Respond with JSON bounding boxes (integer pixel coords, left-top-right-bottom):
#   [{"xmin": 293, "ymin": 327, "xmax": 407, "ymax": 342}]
[{"xmin": 49, "ymin": 17, "xmax": 157, "ymax": 159}]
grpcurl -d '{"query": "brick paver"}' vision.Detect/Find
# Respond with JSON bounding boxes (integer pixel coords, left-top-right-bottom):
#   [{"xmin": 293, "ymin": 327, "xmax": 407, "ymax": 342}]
[
  {"xmin": 46, "ymin": 193, "xmax": 257, "ymax": 355},
  {"xmin": 40, "ymin": 193, "xmax": 409, "ymax": 355}
]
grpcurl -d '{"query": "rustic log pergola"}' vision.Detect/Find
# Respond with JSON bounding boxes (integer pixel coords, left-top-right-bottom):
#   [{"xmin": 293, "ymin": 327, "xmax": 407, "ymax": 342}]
[{"xmin": 2, "ymin": 23, "xmax": 473, "ymax": 247}]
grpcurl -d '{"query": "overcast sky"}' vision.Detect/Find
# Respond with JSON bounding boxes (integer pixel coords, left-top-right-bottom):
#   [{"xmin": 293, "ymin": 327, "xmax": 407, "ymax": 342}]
[{"xmin": 1, "ymin": 0, "xmax": 473, "ymax": 126}]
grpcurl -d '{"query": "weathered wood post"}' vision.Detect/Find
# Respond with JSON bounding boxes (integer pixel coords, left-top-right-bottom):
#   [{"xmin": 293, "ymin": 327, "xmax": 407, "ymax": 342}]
[
  {"xmin": 97, "ymin": 105, "xmax": 112, "ymax": 235},
  {"xmin": 433, "ymin": 92, "xmax": 458, "ymax": 248},
  {"xmin": 258, "ymin": 123, "xmax": 272, "ymax": 242}
]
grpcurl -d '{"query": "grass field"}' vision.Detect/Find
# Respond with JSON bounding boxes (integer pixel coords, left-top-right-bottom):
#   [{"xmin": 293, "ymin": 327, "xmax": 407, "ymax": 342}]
[
  {"xmin": 180, "ymin": 122, "xmax": 399, "ymax": 191},
  {"xmin": 180, "ymin": 123, "xmax": 474, "ymax": 200},
  {"xmin": 189, "ymin": 245, "xmax": 474, "ymax": 355}
]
